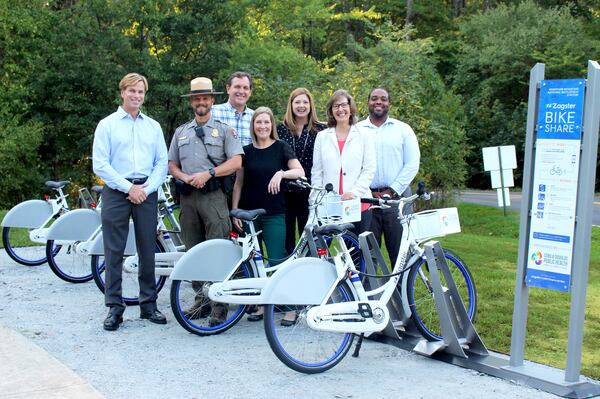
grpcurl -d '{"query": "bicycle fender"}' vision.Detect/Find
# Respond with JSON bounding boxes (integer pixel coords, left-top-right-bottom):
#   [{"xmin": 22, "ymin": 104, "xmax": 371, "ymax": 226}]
[
  {"xmin": 46, "ymin": 209, "xmax": 100, "ymax": 241},
  {"xmin": 170, "ymin": 239, "xmax": 242, "ymax": 282},
  {"xmin": 260, "ymin": 257, "xmax": 337, "ymax": 305},
  {"xmin": 1, "ymin": 200, "xmax": 53, "ymax": 228},
  {"xmin": 87, "ymin": 222, "xmax": 137, "ymax": 255}
]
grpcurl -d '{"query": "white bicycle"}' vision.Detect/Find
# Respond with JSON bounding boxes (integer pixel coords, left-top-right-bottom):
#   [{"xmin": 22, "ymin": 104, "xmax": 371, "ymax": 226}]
[
  {"xmin": 170, "ymin": 180, "xmax": 364, "ymax": 336},
  {"xmin": 259, "ymin": 185, "xmax": 477, "ymax": 373}
]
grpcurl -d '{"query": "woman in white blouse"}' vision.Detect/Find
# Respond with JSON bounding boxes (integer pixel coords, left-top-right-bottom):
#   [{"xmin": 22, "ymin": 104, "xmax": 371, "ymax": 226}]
[{"xmin": 311, "ymin": 89, "xmax": 376, "ymax": 233}]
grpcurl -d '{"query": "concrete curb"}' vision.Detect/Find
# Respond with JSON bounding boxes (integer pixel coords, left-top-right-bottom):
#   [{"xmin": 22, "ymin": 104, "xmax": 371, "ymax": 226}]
[{"xmin": 0, "ymin": 322, "xmax": 104, "ymax": 399}]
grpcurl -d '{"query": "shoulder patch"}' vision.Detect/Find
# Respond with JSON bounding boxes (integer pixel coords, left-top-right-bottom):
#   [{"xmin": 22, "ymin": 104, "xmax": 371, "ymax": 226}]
[{"xmin": 229, "ymin": 128, "xmax": 238, "ymax": 139}]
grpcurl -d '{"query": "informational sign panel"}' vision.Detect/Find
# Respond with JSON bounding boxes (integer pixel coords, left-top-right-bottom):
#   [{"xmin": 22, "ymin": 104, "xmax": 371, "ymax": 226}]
[{"xmin": 526, "ymin": 79, "xmax": 585, "ymax": 291}]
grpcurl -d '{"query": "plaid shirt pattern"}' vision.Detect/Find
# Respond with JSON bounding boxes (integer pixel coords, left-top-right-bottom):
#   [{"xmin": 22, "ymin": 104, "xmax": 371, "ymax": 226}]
[{"xmin": 212, "ymin": 102, "xmax": 254, "ymax": 147}]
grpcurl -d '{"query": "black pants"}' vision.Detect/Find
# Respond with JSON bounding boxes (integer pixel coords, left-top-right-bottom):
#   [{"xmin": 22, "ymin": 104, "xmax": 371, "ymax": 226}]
[
  {"xmin": 284, "ymin": 190, "xmax": 310, "ymax": 254},
  {"xmin": 101, "ymin": 186, "xmax": 158, "ymax": 314},
  {"xmin": 369, "ymin": 187, "xmax": 412, "ymax": 266}
]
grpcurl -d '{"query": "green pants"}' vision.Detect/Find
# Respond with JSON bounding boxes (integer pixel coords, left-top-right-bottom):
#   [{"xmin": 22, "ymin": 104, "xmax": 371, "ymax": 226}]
[{"xmin": 246, "ymin": 213, "xmax": 287, "ymax": 266}]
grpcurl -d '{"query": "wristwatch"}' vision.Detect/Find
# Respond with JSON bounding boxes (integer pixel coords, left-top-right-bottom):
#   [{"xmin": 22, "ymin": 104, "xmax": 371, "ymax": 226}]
[{"xmin": 208, "ymin": 168, "xmax": 216, "ymax": 178}]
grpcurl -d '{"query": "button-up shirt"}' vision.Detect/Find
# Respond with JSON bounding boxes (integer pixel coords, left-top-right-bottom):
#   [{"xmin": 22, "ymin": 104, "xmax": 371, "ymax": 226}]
[
  {"xmin": 212, "ymin": 102, "xmax": 254, "ymax": 146},
  {"xmin": 93, "ymin": 106, "xmax": 168, "ymax": 194},
  {"xmin": 357, "ymin": 116, "xmax": 420, "ymax": 195}
]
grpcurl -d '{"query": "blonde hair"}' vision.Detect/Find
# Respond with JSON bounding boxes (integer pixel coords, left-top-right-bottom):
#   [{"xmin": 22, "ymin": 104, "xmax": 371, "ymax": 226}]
[
  {"xmin": 326, "ymin": 89, "xmax": 358, "ymax": 127},
  {"xmin": 283, "ymin": 88, "xmax": 322, "ymax": 134},
  {"xmin": 119, "ymin": 73, "xmax": 148, "ymax": 92},
  {"xmin": 250, "ymin": 106, "xmax": 279, "ymax": 144}
]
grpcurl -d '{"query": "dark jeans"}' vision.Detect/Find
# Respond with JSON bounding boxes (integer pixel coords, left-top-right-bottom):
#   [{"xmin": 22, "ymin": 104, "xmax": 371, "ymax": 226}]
[
  {"xmin": 284, "ymin": 190, "xmax": 309, "ymax": 254},
  {"xmin": 101, "ymin": 186, "xmax": 158, "ymax": 314}
]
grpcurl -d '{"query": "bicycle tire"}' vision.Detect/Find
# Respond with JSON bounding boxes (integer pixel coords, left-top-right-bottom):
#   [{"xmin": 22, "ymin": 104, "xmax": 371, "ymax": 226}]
[
  {"xmin": 170, "ymin": 261, "xmax": 254, "ymax": 336},
  {"xmin": 264, "ymin": 280, "xmax": 356, "ymax": 374},
  {"xmin": 46, "ymin": 240, "xmax": 93, "ymax": 283},
  {"xmin": 407, "ymin": 248, "xmax": 477, "ymax": 341},
  {"xmin": 90, "ymin": 241, "xmax": 167, "ymax": 305},
  {"xmin": 298, "ymin": 232, "xmax": 364, "ymax": 273},
  {"xmin": 2, "ymin": 226, "xmax": 58, "ymax": 266}
]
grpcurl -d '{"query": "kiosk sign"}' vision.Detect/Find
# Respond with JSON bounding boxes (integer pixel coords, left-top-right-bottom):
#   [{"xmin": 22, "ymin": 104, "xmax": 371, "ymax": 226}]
[{"xmin": 526, "ymin": 79, "xmax": 585, "ymax": 291}]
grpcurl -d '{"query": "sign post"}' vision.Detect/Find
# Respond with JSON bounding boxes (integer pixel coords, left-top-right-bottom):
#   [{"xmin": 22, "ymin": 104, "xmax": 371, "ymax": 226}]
[
  {"xmin": 507, "ymin": 60, "xmax": 600, "ymax": 394},
  {"xmin": 482, "ymin": 145, "xmax": 517, "ymax": 215}
]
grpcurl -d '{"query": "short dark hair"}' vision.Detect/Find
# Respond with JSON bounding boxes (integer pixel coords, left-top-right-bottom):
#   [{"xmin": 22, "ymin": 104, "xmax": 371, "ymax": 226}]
[
  {"xmin": 367, "ymin": 87, "xmax": 390, "ymax": 103},
  {"xmin": 226, "ymin": 71, "xmax": 253, "ymax": 89},
  {"xmin": 326, "ymin": 89, "xmax": 358, "ymax": 127}
]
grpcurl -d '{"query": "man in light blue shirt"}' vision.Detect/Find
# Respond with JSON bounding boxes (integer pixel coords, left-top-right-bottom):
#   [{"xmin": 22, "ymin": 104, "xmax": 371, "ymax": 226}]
[
  {"xmin": 357, "ymin": 87, "xmax": 420, "ymax": 265},
  {"xmin": 211, "ymin": 71, "xmax": 254, "ymax": 146},
  {"xmin": 93, "ymin": 73, "xmax": 168, "ymax": 331}
]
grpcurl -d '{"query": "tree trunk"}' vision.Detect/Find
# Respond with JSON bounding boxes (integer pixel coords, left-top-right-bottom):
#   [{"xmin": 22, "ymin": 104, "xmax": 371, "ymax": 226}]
[
  {"xmin": 483, "ymin": 0, "xmax": 493, "ymax": 13},
  {"xmin": 406, "ymin": 0, "xmax": 415, "ymax": 35},
  {"xmin": 452, "ymin": 0, "xmax": 462, "ymax": 17}
]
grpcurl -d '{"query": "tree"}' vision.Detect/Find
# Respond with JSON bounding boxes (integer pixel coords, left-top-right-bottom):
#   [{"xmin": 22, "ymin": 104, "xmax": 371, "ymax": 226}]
[{"xmin": 452, "ymin": 0, "xmax": 598, "ymax": 187}]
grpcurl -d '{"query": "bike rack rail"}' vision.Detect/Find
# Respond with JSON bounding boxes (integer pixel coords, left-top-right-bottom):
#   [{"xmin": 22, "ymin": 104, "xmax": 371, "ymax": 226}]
[{"xmin": 368, "ymin": 240, "xmax": 600, "ymax": 399}]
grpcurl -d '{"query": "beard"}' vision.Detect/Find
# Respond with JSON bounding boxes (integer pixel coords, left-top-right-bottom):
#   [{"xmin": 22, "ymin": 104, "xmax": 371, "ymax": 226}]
[
  {"xmin": 194, "ymin": 105, "xmax": 210, "ymax": 117},
  {"xmin": 369, "ymin": 107, "xmax": 388, "ymax": 119}
]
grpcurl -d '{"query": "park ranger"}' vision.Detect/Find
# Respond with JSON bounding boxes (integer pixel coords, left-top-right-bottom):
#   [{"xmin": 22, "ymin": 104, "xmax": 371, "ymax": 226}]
[{"xmin": 168, "ymin": 77, "xmax": 243, "ymax": 325}]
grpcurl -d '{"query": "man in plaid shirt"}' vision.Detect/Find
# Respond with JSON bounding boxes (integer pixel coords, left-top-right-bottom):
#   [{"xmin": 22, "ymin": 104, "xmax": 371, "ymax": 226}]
[{"xmin": 212, "ymin": 71, "xmax": 254, "ymax": 146}]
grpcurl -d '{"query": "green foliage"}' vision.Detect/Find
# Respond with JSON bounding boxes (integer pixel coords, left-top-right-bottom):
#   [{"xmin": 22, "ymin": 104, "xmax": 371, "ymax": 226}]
[
  {"xmin": 452, "ymin": 0, "xmax": 598, "ymax": 187},
  {"xmin": 328, "ymin": 32, "xmax": 468, "ymax": 195},
  {"xmin": 0, "ymin": 118, "xmax": 44, "ymax": 206}
]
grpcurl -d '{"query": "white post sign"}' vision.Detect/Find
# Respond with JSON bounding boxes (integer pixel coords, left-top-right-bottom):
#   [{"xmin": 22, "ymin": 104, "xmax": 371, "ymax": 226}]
[
  {"xmin": 482, "ymin": 145, "xmax": 517, "ymax": 207},
  {"xmin": 526, "ymin": 79, "xmax": 585, "ymax": 292}
]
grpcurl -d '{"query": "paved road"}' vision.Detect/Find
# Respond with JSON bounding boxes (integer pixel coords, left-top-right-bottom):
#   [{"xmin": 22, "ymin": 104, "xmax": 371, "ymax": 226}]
[
  {"xmin": 0, "ymin": 249, "xmax": 560, "ymax": 399},
  {"xmin": 458, "ymin": 190, "xmax": 600, "ymax": 225}
]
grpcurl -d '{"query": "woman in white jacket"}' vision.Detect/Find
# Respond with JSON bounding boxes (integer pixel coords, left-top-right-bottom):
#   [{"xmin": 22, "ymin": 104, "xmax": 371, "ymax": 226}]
[{"xmin": 311, "ymin": 89, "xmax": 376, "ymax": 233}]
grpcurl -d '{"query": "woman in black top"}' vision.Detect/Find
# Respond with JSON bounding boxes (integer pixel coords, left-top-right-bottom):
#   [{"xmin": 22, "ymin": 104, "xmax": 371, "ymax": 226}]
[
  {"xmin": 232, "ymin": 106, "xmax": 304, "ymax": 260},
  {"xmin": 276, "ymin": 88, "xmax": 326, "ymax": 254}
]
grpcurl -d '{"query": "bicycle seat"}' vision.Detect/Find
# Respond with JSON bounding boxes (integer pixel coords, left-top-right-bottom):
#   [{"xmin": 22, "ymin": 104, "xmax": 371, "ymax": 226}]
[
  {"xmin": 230, "ymin": 208, "xmax": 266, "ymax": 221},
  {"xmin": 314, "ymin": 223, "xmax": 354, "ymax": 236},
  {"xmin": 45, "ymin": 180, "xmax": 71, "ymax": 189},
  {"xmin": 91, "ymin": 185, "xmax": 104, "ymax": 194}
]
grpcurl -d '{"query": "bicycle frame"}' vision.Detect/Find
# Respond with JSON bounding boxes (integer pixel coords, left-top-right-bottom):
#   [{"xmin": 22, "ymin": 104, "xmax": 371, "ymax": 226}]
[{"xmin": 261, "ymin": 195, "xmax": 462, "ymax": 335}]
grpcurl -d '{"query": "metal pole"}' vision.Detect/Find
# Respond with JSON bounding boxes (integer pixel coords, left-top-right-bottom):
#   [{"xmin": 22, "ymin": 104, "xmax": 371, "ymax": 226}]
[
  {"xmin": 497, "ymin": 147, "xmax": 507, "ymax": 216},
  {"xmin": 565, "ymin": 60, "xmax": 600, "ymax": 382},
  {"xmin": 509, "ymin": 63, "xmax": 545, "ymax": 367}
]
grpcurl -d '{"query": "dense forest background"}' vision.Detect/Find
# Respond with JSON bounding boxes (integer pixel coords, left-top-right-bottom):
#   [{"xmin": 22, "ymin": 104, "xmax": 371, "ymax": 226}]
[{"xmin": 0, "ymin": 0, "xmax": 598, "ymax": 207}]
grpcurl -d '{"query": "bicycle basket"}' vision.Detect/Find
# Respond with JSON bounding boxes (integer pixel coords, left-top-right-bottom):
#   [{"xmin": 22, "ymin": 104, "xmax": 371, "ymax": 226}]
[
  {"xmin": 315, "ymin": 194, "xmax": 361, "ymax": 225},
  {"xmin": 408, "ymin": 207, "xmax": 461, "ymax": 241}
]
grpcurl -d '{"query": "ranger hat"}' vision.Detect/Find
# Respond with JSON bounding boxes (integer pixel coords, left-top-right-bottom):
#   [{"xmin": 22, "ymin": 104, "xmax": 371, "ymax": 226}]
[{"xmin": 181, "ymin": 77, "xmax": 223, "ymax": 97}]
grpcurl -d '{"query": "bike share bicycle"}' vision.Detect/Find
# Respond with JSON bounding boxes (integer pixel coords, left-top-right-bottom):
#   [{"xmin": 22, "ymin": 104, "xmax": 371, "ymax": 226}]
[
  {"xmin": 256, "ymin": 183, "xmax": 477, "ymax": 373},
  {"xmin": 169, "ymin": 179, "xmax": 364, "ymax": 336},
  {"xmin": 1, "ymin": 180, "xmax": 95, "ymax": 267}
]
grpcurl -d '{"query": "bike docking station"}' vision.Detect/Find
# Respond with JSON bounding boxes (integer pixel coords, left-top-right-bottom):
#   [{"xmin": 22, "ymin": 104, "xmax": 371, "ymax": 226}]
[{"xmin": 366, "ymin": 61, "xmax": 600, "ymax": 399}]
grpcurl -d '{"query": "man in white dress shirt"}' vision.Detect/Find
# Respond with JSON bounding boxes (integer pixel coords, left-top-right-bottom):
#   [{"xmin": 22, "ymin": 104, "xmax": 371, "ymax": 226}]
[{"xmin": 357, "ymin": 87, "xmax": 420, "ymax": 265}]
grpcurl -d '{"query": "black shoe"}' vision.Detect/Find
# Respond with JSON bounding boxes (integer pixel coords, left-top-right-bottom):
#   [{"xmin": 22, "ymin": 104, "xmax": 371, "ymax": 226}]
[
  {"xmin": 280, "ymin": 317, "xmax": 298, "ymax": 327},
  {"xmin": 103, "ymin": 313, "xmax": 123, "ymax": 331},
  {"xmin": 184, "ymin": 305, "xmax": 211, "ymax": 320},
  {"xmin": 209, "ymin": 317, "xmax": 226, "ymax": 327},
  {"xmin": 140, "ymin": 309, "xmax": 167, "ymax": 325},
  {"xmin": 247, "ymin": 313, "xmax": 263, "ymax": 322}
]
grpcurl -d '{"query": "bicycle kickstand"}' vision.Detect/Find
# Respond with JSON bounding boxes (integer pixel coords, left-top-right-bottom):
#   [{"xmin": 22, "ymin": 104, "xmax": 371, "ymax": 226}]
[{"xmin": 352, "ymin": 333, "xmax": 365, "ymax": 357}]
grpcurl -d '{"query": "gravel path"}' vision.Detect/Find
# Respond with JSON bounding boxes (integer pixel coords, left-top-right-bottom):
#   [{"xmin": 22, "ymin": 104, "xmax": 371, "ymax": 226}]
[{"xmin": 0, "ymin": 249, "xmax": 557, "ymax": 399}]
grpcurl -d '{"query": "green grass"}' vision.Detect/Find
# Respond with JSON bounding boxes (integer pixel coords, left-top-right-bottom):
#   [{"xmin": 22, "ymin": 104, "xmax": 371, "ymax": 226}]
[{"xmin": 439, "ymin": 203, "xmax": 600, "ymax": 380}]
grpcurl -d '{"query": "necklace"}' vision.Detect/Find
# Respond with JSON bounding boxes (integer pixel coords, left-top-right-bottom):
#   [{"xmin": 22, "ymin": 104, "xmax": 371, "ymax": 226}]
[{"xmin": 291, "ymin": 125, "xmax": 310, "ymax": 163}]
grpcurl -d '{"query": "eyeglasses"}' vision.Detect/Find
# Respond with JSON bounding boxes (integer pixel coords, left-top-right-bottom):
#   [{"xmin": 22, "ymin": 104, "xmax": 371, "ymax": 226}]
[{"xmin": 332, "ymin": 102, "xmax": 349, "ymax": 110}]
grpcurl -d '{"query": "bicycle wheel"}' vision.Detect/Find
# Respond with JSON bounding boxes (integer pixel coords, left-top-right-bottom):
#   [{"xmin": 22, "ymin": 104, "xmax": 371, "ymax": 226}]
[
  {"xmin": 46, "ymin": 240, "xmax": 93, "ymax": 283},
  {"xmin": 2, "ymin": 226, "xmax": 58, "ymax": 266},
  {"xmin": 90, "ymin": 241, "xmax": 167, "ymax": 305},
  {"xmin": 407, "ymin": 248, "xmax": 477, "ymax": 341},
  {"xmin": 264, "ymin": 281, "xmax": 356, "ymax": 374},
  {"xmin": 170, "ymin": 261, "xmax": 254, "ymax": 336}
]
